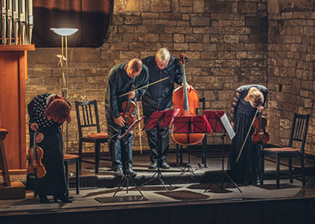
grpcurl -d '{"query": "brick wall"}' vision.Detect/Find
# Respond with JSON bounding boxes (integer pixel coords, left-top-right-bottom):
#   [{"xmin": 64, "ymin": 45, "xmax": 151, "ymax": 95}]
[
  {"xmin": 267, "ymin": 0, "xmax": 315, "ymax": 154},
  {"xmin": 25, "ymin": 0, "xmax": 314, "ymax": 156}
]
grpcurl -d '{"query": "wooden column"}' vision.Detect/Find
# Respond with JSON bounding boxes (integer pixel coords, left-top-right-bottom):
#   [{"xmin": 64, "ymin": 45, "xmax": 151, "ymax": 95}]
[
  {"xmin": 0, "ymin": 45, "xmax": 35, "ymax": 174},
  {"xmin": 0, "ymin": 128, "xmax": 25, "ymax": 199}
]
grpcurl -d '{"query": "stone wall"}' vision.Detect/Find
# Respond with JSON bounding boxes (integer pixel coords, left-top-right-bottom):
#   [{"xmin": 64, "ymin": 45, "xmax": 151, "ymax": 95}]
[
  {"xmin": 25, "ymin": 0, "xmax": 314, "ymax": 156},
  {"xmin": 267, "ymin": 0, "xmax": 315, "ymax": 154}
]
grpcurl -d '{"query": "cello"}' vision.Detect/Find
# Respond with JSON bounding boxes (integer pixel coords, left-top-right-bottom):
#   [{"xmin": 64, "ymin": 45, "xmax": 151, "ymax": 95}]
[
  {"xmin": 171, "ymin": 53, "xmax": 204, "ymax": 145},
  {"xmin": 27, "ymin": 130, "xmax": 46, "ymax": 178}
]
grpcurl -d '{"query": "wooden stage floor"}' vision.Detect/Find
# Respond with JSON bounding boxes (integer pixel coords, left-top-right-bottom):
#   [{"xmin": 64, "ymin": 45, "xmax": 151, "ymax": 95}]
[{"xmin": 1, "ymin": 151, "xmax": 315, "ymax": 223}]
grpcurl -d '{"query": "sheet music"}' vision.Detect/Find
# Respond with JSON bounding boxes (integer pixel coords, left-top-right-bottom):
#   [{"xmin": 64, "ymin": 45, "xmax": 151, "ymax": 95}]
[{"xmin": 220, "ymin": 113, "xmax": 235, "ymax": 140}]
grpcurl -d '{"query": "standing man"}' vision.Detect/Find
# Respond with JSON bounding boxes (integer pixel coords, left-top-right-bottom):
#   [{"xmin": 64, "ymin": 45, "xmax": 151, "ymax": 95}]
[
  {"xmin": 142, "ymin": 48, "xmax": 185, "ymax": 169},
  {"xmin": 105, "ymin": 59, "xmax": 149, "ymax": 177}
]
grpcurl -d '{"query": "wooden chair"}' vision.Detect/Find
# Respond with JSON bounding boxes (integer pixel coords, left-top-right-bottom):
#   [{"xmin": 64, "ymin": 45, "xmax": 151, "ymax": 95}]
[
  {"xmin": 75, "ymin": 100, "xmax": 111, "ymax": 173},
  {"xmin": 259, "ymin": 113, "xmax": 310, "ymax": 189},
  {"xmin": 64, "ymin": 154, "xmax": 80, "ymax": 196},
  {"xmin": 176, "ymin": 97, "xmax": 207, "ymax": 168}
]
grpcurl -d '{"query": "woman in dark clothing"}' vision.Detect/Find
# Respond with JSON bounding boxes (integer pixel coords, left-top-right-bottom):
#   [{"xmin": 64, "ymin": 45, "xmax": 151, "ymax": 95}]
[
  {"xmin": 26, "ymin": 93, "xmax": 71, "ymax": 203},
  {"xmin": 229, "ymin": 85, "xmax": 268, "ymax": 185}
]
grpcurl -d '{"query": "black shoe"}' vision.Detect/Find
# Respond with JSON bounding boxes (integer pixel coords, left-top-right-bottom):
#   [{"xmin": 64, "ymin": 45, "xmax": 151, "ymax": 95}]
[
  {"xmin": 39, "ymin": 196, "xmax": 50, "ymax": 204},
  {"xmin": 53, "ymin": 194, "xmax": 72, "ymax": 203},
  {"xmin": 149, "ymin": 161, "xmax": 158, "ymax": 169},
  {"xmin": 125, "ymin": 168, "xmax": 137, "ymax": 177},
  {"xmin": 160, "ymin": 161, "xmax": 170, "ymax": 169},
  {"xmin": 114, "ymin": 167, "xmax": 123, "ymax": 177}
]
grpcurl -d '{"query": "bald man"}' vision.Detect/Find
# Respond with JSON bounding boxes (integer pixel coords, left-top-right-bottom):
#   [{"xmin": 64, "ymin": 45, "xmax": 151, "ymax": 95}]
[{"xmin": 105, "ymin": 59, "xmax": 149, "ymax": 176}]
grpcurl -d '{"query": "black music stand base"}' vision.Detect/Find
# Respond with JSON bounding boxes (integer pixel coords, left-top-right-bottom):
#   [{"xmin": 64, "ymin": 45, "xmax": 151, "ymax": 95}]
[
  {"xmin": 179, "ymin": 164, "xmax": 199, "ymax": 185},
  {"xmin": 178, "ymin": 143, "xmax": 199, "ymax": 185},
  {"xmin": 140, "ymin": 162, "xmax": 173, "ymax": 191},
  {"xmin": 113, "ymin": 161, "xmax": 144, "ymax": 198},
  {"xmin": 204, "ymin": 134, "xmax": 242, "ymax": 193},
  {"xmin": 141, "ymin": 109, "xmax": 180, "ymax": 192},
  {"xmin": 113, "ymin": 121, "xmax": 145, "ymax": 198}
]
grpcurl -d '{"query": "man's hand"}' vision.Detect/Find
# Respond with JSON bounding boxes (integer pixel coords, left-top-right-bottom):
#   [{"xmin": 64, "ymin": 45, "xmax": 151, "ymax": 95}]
[
  {"xmin": 114, "ymin": 116, "xmax": 126, "ymax": 127},
  {"xmin": 128, "ymin": 91, "xmax": 135, "ymax": 99},
  {"xmin": 182, "ymin": 82, "xmax": 192, "ymax": 90}
]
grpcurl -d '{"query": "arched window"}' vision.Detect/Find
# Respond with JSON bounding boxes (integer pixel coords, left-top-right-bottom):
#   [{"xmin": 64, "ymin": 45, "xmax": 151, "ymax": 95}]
[{"xmin": 33, "ymin": 0, "xmax": 111, "ymax": 47}]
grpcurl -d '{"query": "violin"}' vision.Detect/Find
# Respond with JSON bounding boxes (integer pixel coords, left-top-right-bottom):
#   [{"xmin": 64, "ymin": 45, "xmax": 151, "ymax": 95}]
[
  {"xmin": 27, "ymin": 130, "xmax": 46, "ymax": 178},
  {"xmin": 252, "ymin": 112, "xmax": 269, "ymax": 144},
  {"xmin": 120, "ymin": 84, "xmax": 136, "ymax": 126},
  {"xmin": 171, "ymin": 53, "xmax": 204, "ymax": 146}
]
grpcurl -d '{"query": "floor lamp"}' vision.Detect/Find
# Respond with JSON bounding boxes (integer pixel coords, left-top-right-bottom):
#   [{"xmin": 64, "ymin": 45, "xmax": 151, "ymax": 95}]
[{"xmin": 50, "ymin": 28, "xmax": 78, "ymax": 152}]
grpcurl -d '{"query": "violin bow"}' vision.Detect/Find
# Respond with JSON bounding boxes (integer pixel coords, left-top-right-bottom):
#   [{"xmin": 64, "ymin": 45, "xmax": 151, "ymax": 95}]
[
  {"xmin": 119, "ymin": 77, "xmax": 169, "ymax": 98},
  {"xmin": 236, "ymin": 110, "xmax": 258, "ymax": 163},
  {"xmin": 137, "ymin": 107, "xmax": 143, "ymax": 154}
]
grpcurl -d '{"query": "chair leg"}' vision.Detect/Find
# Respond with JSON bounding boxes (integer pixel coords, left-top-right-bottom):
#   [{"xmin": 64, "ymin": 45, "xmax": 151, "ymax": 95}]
[
  {"xmin": 202, "ymin": 136, "xmax": 207, "ymax": 167},
  {"xmin": 276, "ymin": 155, "xmax": 280, "ymax": 189},
  {"xmin": 260, "ymin": 153, "xmax": 265, "ymax": 185},
  {"xmin": 95, "ymin": 143, "xmax": 100, "ymax": 174},
  {"xmin": 301, "ymin": 155, "xmax": 305, "ymax": 186},
  {"xmin": 76, "ymin": 158, "xmax": 80, "ymax": 194},
  {"xmin": 64, "ymin": 161, "xmax": 69, "ymax": 197},
  {"xmin": 180, "ymin": 146, "xmax": 183, "ymax": 165},
  {"xmin": 289, "ymin": 157, "xmax": 293, "ymax": 183},
  {"xmin": 79, "ymin": 141, "xmax": 83, "ymax": 170},
  {"xmin": 176, "ymin": 144, "xmax": 180, "ymax": 167}
]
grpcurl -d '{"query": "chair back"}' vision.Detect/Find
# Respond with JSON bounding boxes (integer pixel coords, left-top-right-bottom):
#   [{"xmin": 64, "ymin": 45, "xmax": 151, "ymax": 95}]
[
  {"xmin": 289, "ymin": 113, "xmax": 310, "ymax": 152},
  {"xmin": 196, "ymin": 97, "xmax": 205, "ymax": 115},
  {"xmin": 75, "ymin": 100, "xmax": 101, "ymax": 138}
]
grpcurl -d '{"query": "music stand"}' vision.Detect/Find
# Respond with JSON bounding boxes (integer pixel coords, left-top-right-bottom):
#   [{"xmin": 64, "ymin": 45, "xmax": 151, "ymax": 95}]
[
  {"xmin": 113, "ymin": 116, "xmax": 145, "ymax": 198},
  {"xmin": 172, "ymin": 115, "xmax": 211, "ymax": 182},
  {"xmin": 140, "ymin": 109, "xmax": 180, "ymax": 191},
  {"xmin": 202, "ymin": 111, "xmax": 242, "ymax": 193}
]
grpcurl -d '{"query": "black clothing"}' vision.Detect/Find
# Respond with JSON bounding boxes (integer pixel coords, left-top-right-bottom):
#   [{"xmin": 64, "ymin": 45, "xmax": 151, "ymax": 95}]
[
  {"xmin": 26, "ymin": 93, "xmax": 68, "ymax": 197},
  {"xmin": 105, "ymin": 63, "xmax": 149, "ymax": 119},
  {"xmin": 228, "ymin": 85, "xmax": 268, "ymax": 184},
  {"xmin": 105, "ymin": 62, "xmax": 149, "ymax": 169},
  {"xmin": 142, "ymin": 55, "xmax": 183, "ymax": 163},
  {"xmin": 230, "ymin": 84, "xmax": 268, "ymax": 123},
  {"xmin": 142, "ymin": 56, "xmax": 182, "ymax": 113}
]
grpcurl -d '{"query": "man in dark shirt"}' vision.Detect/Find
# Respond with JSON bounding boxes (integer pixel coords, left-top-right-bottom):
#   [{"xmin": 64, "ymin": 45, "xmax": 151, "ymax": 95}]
[
  {"xmin": 142, "ymin": 48, "xmax": 184, "ymax": 169},
  {"xmin": 105, "ymin": 58, "xmax": 149, "ymax": 176}
]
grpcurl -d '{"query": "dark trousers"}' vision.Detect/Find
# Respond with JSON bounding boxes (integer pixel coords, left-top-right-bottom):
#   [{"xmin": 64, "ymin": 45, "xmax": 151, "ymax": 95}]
[
  {"xmin": 106, "ymin": 115, "xmax": 133, "ymax": 170},
  {"xmin": 143, "ymin": 112, "xmax": 169, "ymax": 163}
]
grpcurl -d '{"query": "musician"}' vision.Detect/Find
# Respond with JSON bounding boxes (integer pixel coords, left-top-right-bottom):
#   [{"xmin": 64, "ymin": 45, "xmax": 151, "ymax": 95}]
[
  {"xmin": 229, "ymin": 84, "xmax": 268, "ymax": 185},
  {"xmin": 105, "ymin": 58, "xmax": 149, "ymax": 177},
  {"xmin": 26, "ymin": 93, "xmax": 71, "ymax": 203},
  {"xmin": 142, "ymin": 48, "xmax": 189, "ymax": 169}
]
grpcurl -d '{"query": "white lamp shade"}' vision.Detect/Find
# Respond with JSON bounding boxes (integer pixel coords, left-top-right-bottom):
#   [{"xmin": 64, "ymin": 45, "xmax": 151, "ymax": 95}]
[{"xmin": 50, "ymin": 28, "xmax": 78, "ymax": 36}]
